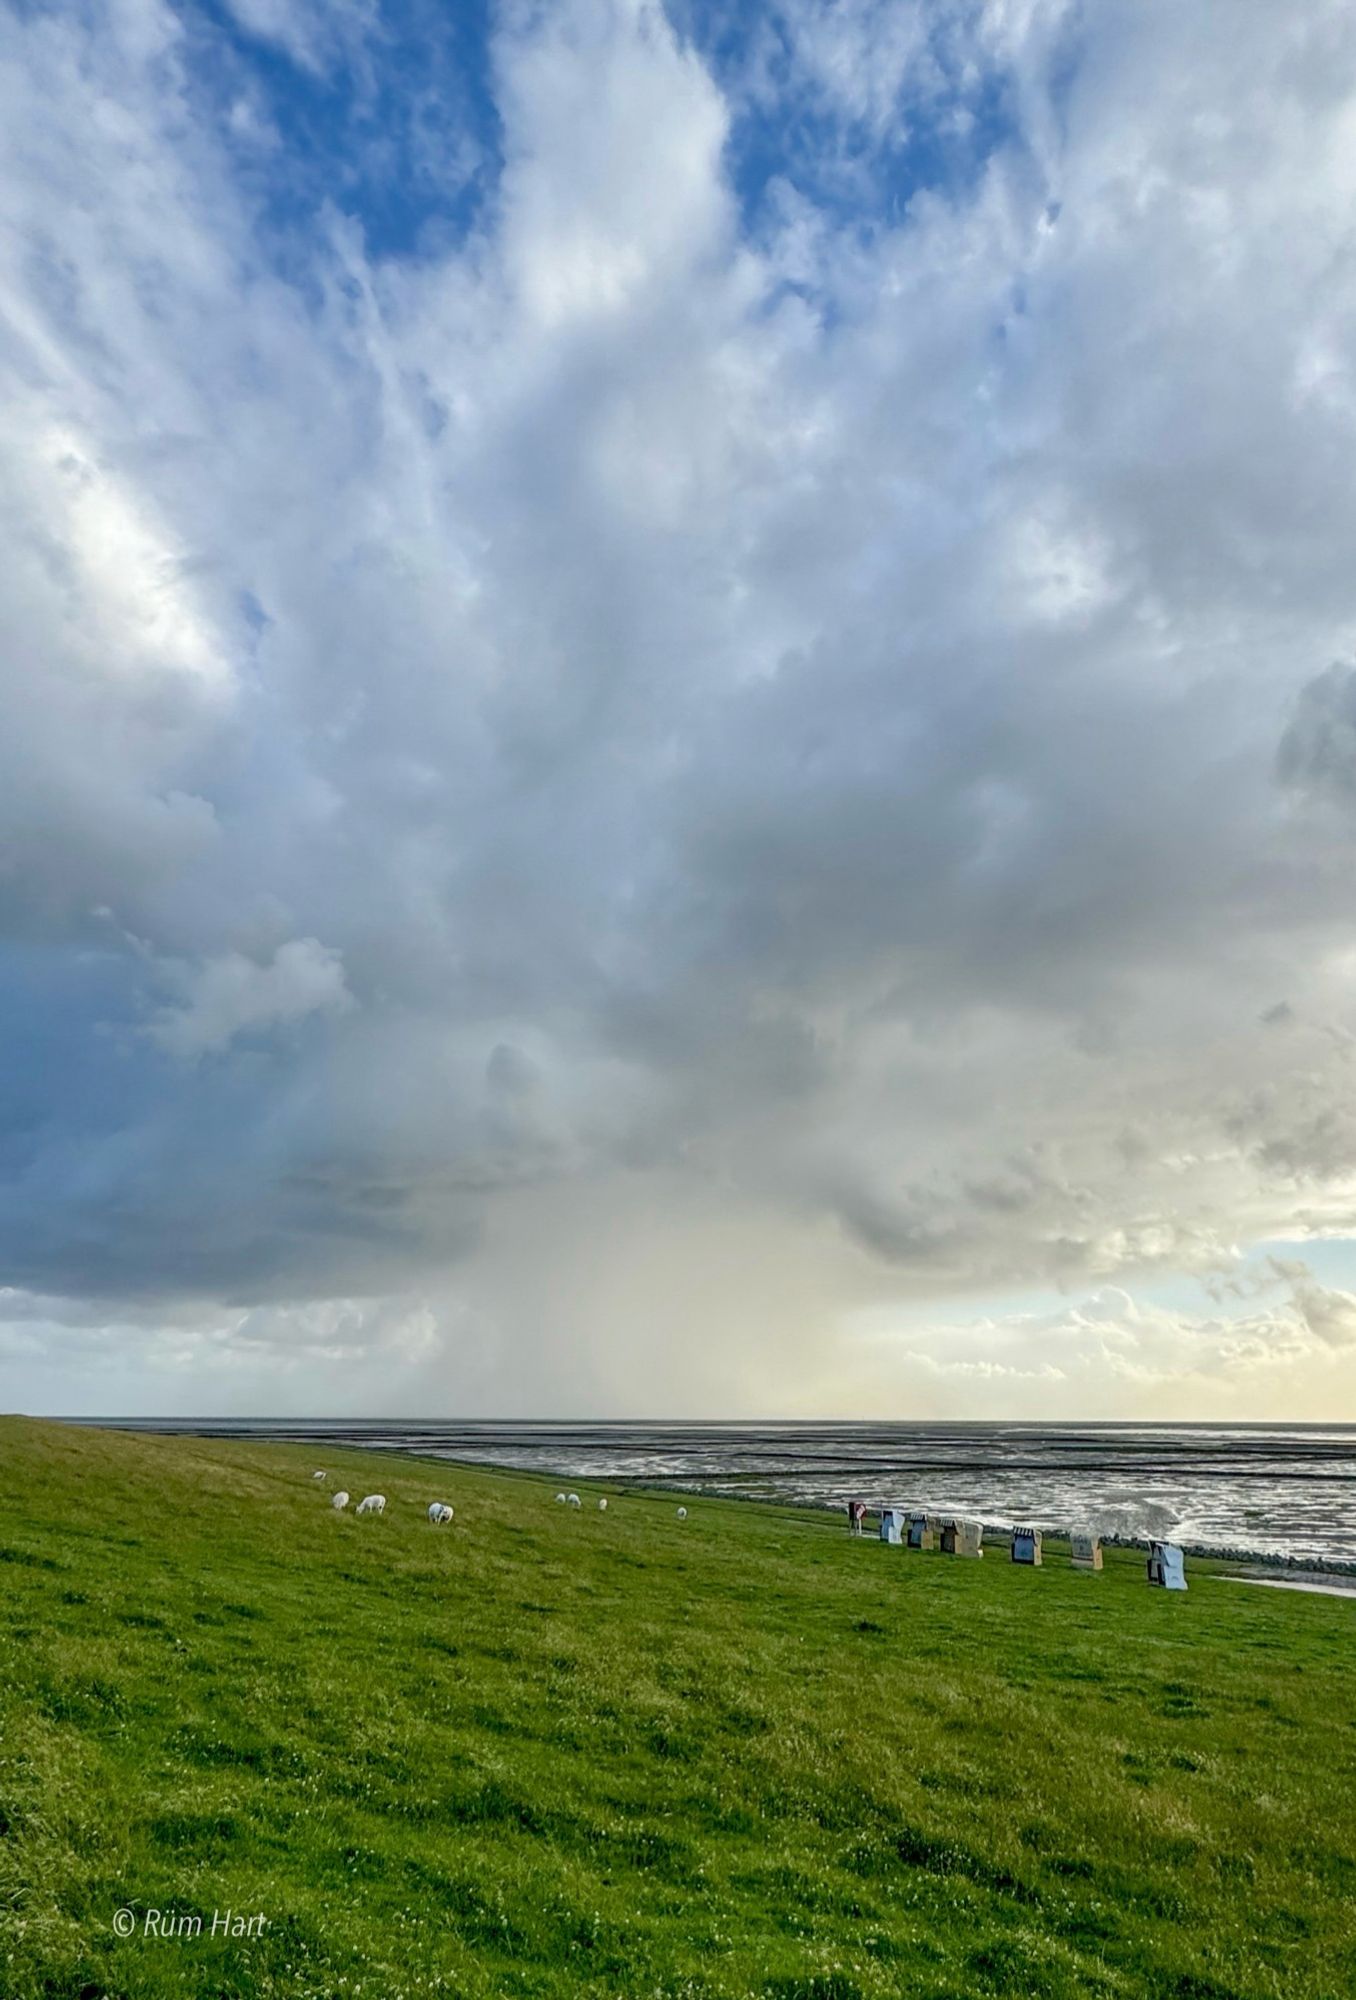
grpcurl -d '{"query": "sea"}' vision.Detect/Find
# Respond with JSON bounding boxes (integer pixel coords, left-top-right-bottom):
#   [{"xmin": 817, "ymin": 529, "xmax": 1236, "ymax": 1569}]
[{"xmin": 102, "ymin": 1419, "xmax": 1356, "ymax": 1569}]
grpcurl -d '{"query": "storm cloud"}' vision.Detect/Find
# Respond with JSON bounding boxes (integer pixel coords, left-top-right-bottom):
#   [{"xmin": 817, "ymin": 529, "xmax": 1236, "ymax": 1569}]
[{"xmin": 4, "ymin": 0, "xmax": 1356, "ymax": 1415}]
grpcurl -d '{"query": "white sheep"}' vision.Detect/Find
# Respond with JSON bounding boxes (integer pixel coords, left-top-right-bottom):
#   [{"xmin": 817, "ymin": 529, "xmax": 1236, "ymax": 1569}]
[
  {"xmin": 428, "ymin": 1502, "xmax": 454, "ymax": 1524},
  {"xmin": 598, "ymin": 1497, "xmax": 608, "ymax": 1511},
  {"xmin": 567, "ymin": 1492, "xmax": 582, "ymax": 1508},
  {"xmin": 555, "ymin": 1492, "xmax": 567, "ymax": 1503},
  {"xmin": 356, "ymin": 1494, "xmax": 386, "ymax": 1516},
  {"xmin": 312, "ymin": 1470, "xmax": 329, "ymax": 1482},
  {"xmin": 676, "ymin": 1506, "xmax": 687, "ymax": 1520},
  {"xmin": 331, "ymin": 1490, "xmax": 350, "ymax": 1511}
]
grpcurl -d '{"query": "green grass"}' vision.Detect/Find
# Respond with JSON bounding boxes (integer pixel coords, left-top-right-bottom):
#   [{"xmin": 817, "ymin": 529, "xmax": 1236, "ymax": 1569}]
[{"xmin": 1, "ymin": 1420, "xmax": 1353, "ymax": 2000}]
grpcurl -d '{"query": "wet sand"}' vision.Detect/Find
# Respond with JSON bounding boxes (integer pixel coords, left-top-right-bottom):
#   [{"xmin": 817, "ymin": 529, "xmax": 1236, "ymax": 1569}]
[{"xmin": 1216, "ymin": 1573, "xmax": 1356, "ymax": 1600}]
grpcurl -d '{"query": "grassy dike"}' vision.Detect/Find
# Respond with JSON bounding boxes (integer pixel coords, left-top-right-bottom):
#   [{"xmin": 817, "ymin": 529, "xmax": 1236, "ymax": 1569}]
[{"xmin": 1, "ymin": 1420, "xmax": 1353, "ymax": 2000}]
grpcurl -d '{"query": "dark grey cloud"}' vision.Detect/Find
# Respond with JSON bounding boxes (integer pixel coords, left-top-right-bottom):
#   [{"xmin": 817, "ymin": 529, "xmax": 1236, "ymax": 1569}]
[{"xmin": 1279, "ymin": 663, "xmax": 1356, "ymax": 806}]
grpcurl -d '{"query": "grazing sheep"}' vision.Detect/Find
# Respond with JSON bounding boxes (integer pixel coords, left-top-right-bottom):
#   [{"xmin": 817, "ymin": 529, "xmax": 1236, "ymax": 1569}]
[
  {"xmin": 555, "ymin": 1492, "xmax": 567, "ymax": 1503},
  {"xmin": 428, "ymin": 1502, "xmax": 454, "ymax": 1525},
  {"xmin": 598, "ymin": 1497, "xmax": 608, "ymax": 1511},
  {"xmin": 567, "ymin": 1492, "xmax": 582, "ymax": 1508},
  {"xmin": 331, "ymin": 1490, "xmax": 350, "ymax": 1511},
  {"xmin": 676, "ymin": 1506, "xmax": 687, "ymax": 1520},
  {"xmin": 312, "ymin": 1470, "xmax": 329, "ymax": 1482},
  {"xmin": 356, "ymin": 1494, "xmax": 386, "ymax": 1516}
]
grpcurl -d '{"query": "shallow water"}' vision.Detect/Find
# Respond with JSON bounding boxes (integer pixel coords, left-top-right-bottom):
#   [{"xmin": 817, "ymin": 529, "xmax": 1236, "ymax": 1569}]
[{"xmin": 101, "ymin": 1419, "xmax": 1356, "ymax": 1568}]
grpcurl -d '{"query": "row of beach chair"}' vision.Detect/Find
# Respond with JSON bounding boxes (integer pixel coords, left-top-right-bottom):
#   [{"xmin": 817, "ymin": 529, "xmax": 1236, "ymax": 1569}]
[{"xmin": 864, "ymin": 1507, "xmax": 1187, "ymax": 1587}]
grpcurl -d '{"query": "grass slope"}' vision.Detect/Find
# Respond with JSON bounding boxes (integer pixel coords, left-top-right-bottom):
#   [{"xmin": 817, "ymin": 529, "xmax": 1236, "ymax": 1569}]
[{"xmin": 0, "ymin": 1419, "xmax": 1353, "ymax": 2000}]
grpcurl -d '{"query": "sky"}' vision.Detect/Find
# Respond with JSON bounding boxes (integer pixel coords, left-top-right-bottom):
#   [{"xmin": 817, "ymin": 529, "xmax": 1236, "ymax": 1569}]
[{"xmin": 3, "ymin": 0, "xmax": 1356, "ymax": 1420}]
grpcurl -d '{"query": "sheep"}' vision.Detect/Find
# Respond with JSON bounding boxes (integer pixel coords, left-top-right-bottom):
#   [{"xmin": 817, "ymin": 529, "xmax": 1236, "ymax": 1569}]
[
  {"xmin": 598, "ymin": 1497, "xmax": 608, "ymax": 1511},
  {"xmin": 676, "ymin": 1506, "xmax": 688, "ymax": 1520},
  {"xmin": 567, "ymin": 1492, "xmax": 582, "ymax": 1508},
  {"xmin": 356, "ymin": 1494, "xmax": 386, "ymax": 1516},
  {"xmin": 428, "ymin": 1502, "xmax": 454, "ymax": 1525},
  {"xmin": 331, "ymin": 1490, "xmax": 350, "ymax": 1511},
  {"xmin": 312, "ymin": 1470, "xmax": 329, "ymax": 1482},
  {"xmin": 555, "ymin": 1492, "xmax": 567, "ymax": 1503}
]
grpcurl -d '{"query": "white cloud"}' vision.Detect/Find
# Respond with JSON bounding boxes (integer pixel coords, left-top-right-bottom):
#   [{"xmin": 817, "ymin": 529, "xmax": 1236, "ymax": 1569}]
[
  {"xmin": 496, "ymin": 0, "xmax": 732, "ymax": 331},
  {"xmin": 219, "ymin": 0, "xmax": 375, "ymax": 75},
  {"xmin": 147, "ymin": 937, "xmax": 354, "ymax": 1060}
]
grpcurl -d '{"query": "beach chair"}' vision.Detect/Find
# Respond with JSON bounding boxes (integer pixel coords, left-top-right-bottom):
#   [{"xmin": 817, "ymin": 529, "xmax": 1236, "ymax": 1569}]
[
  {"xmin": 1147, "ymin": 1541, "xmax": 1187, "ymax": 1590},
  {"xmin": 941, "ymin": 1518, "xmax": 984, "ymax": 1558},
  {"xmin": 1070, "ymin": 1531, "xmax": 1103, "ymax": 1571},
  {"xmin": 1011, "ymin": 1525, "xmax": 1042, "ymax": 1566},
  {"xmin": 879, "ymin": 1507, "xmax": 903, "ymax": 1545}
]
